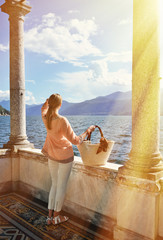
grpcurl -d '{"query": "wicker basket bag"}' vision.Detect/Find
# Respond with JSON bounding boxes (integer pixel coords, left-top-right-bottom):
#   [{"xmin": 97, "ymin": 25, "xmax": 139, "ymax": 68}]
[{"xmin": 77, "ymin": 125, "xmax": 114, "ymax": 166}]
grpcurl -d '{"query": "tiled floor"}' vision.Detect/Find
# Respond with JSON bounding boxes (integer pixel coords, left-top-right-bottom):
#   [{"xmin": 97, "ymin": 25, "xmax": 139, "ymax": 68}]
[{"xmin": 0, "ymin": 193, "xmax": 111, "ymax": 240}]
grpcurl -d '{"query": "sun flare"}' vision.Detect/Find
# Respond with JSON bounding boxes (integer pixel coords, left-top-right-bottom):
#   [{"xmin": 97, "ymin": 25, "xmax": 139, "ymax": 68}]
[{"xmin": 160, "ymin": 0, "xmax": 163, "ymax": 87}]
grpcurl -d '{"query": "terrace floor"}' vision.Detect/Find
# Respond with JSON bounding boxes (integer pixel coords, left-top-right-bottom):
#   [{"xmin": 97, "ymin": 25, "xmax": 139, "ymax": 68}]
[{"xmin": 0, "ymin": 192, "xmax": 112, "ymax": 240}]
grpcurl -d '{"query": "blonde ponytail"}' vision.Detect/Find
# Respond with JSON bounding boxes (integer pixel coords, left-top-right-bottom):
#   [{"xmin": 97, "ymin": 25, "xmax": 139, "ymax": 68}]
[
  {"xmin": 46, "ymin": 94, "xmax": 62, "ymax": 130},
  {"xmin": 46, "ymin": 106, "xmax": 53, "ymax": 130}
]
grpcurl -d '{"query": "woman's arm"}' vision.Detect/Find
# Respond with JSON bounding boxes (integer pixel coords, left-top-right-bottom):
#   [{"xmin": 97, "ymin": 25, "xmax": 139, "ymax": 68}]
[
  {"xmin": 41, "ymin": 99, "xmax": 49, "ymax": 118},
  {"xmin": 62, "ymin": 117, "xmax": 95, "ymax": 145}
]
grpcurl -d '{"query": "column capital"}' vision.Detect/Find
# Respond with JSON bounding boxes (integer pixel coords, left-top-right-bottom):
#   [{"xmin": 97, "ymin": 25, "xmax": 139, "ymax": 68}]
[{"xmin": 1, "ymin": 0, "xmax": 31, "ymax": 17}]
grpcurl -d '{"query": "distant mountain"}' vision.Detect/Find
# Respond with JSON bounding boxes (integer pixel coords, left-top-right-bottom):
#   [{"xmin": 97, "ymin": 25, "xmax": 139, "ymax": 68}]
[
  {"xmin": 0, "ymin": 100, "xmax": 10, "ymax": 111},
  {"xmin": 25, "ymin": 91, "xmax": 132, "ymax": 116},
  {"xmin": 0, "ymin": 90, "xmax": 163, "ymax": 116},
  {"xmin": 60, "ymin": 91, "xmax": 132, "ymax": 115},
  {"xmin": 0, "ymin": 105, "xmax": 10, "ymax": 115},
  {"xmin": 26, "ymin": 100, "xmax": 74, "ymax": 116}
]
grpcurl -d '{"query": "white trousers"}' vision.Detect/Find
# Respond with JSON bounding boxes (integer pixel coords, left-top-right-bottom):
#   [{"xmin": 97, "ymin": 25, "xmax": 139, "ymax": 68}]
[{"xmin": 48, "ymin": 159, "xmax": 73, "ymax": 211}]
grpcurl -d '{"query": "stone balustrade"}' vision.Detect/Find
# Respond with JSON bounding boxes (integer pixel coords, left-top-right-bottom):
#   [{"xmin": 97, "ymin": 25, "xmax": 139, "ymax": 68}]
[
  {"xmin": 0, "ymin": 148, "xmax": 163, "ymax": 238},
  {"xmin": 0, "ymin": 148, "xmax": 120, "ymax": 231},
  {"xmin": 1, "ymin": 0, "xmax": 163, "ymax": 239}
]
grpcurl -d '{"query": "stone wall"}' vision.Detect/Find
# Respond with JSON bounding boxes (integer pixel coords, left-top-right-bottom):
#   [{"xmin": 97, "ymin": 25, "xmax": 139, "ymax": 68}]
[
  {"xmin": 159, "ymin": 182, "xmax": 163, "ymax": 238},
  {"xmin": 18, "ymin": 148, "xmax": 120, "ymax": 231},
  {"xmin": 1, "ymin": 148, "xmax": 163, "ymax": 238},
  {"xmin": 0, "ymin": 149, "xmax": 12, "ymax": 192},
  {"xmin": 0, "ymin": 148, "xmax": 121, "ymax": 231}
]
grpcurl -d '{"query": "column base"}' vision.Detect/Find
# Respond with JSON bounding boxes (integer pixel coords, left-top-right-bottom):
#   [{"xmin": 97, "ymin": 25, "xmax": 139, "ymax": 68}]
[
  {"xmin": 119, "ymin": 152, "xmax": 163, "ymax": 181},
  {"xmin": 3, "ymin": 142, "xmax": 34, "ymax": 152},
  {"xmin": 3, "ymin": 135, "xmax": 34, "ymax": 151},
  {"xmin": 118, "ymin": 164, "xmax": 163, "ymax": 181}
]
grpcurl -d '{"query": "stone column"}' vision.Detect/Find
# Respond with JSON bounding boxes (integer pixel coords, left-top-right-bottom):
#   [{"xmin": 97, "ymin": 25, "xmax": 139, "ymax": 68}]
[
  {"xmin": 119, "ymin": 0, "xmax": 163, "ymax": 180},
  {"xmin": 1, "ymin": 0, "xmax": 34, "ymax": 150},
  {"xmin": 114, "ymin": 1, "xmax": 163, "ymax": 239}
]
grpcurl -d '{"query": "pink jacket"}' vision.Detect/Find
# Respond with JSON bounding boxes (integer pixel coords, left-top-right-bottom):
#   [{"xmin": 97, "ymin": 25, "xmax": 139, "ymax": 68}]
[{"xmin": 41, "ymin": 106, "xmax": 83, "ymax": 163}]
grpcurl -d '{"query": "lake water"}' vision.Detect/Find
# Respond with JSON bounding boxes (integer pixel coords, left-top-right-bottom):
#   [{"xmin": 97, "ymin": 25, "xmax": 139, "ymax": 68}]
[{"xmin": 1, "ymin": 115, "xmax": 163, "ymax": 164}]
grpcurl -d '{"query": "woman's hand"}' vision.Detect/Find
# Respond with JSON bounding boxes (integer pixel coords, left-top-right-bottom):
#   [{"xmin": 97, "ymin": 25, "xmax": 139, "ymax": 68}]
[
  {"xmin": 45, "ymin": 98, "xmax": 49, "ymax": 105},
  {"xmin": 80, "ymin": 125, "xmax": 96, "ymax": 142},
  {"xmin": 42, "ymin": 98, "xmax": 49, "ymax": 108},
  {"xmin": 87, "ymin": 125, "xmax": 96, "ymax": 135}
]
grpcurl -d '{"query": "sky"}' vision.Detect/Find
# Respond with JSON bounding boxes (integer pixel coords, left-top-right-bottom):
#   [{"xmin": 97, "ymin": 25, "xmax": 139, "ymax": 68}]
[{"xmin": 0, "ymin": 0, "xmax": 163, "ymax": 104}]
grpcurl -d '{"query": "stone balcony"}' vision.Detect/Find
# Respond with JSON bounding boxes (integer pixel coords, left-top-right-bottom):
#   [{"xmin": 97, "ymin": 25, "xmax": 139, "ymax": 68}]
[
  {"xmin": 0, "ymin": 148, "xmax": 120, "ymax": 233},
  {"xmin": 1, "ymin": 0, "xmax": 163, "ymax": 238},
  {"xmin": 1, "ymin": 148, "xmax": 163, "ymax": 239}
]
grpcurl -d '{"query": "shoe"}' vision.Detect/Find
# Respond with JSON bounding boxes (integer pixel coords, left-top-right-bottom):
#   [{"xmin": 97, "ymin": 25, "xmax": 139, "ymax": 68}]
[
  {"xmin": 46, "ymin": 216, "xmax": 52, "ymax": 225},
  {"xmin": 52, "ymin": 215, "xmax": 69, "ymax": 225}
]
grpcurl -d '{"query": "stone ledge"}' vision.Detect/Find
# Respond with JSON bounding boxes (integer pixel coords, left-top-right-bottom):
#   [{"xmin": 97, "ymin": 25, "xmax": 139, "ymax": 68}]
[
  {"xmin": 0, "ymin": 147, "xmax": 123, "ymax": 187},
  {"xmin": 74, "ymin": 156, "xmax": 122, "ymax": 171},
  {"xmin": 19, "ymin": 148, "xmax": 44, "ymax": 155},
  {"xmin": 117, "ymin": 173, "xmax": 163, "ymax": 193},
  {"xmin": 18, "ymin": 148, "xmax": 47, "ymax": 163},
  {"xmin": 18, "ymin": 148, "xmax": 122, "ymax": 180},
  {"xmin": 1, "ymin": 147, "xmax": 122, "ymax": 168},
  {"xmin": 73, "ymin": 158, "xmax": 122, "ymax": 181},
  {"xmin": 0, "ymin": 149, "xmax": 11, "ymax": 158}
]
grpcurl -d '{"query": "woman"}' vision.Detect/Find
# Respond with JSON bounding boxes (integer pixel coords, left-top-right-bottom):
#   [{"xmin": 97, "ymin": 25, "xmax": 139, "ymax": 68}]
[{"xmin": 41, "ymin": 93, "xmax": 95, "ymax": 225}]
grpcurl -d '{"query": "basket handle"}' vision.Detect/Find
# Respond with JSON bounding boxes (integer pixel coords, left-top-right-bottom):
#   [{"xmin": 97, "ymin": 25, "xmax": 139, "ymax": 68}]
[
  {"xmin": 86, "ymin": 125, "xmax": 109, "ymax": 154},
  {"xmin": 87, "ymin": 125, "xmax": 104, "ymax": 141}
]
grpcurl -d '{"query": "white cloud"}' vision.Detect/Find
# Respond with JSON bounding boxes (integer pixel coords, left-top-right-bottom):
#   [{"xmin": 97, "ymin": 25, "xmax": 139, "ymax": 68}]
[
  {"xmin": 68, "ymin": 10, "xmax": 80, "ymax": 14},
  {"xmin": 69, "ymin": 18, "xmax": 98, "ymax": 38},
  {"xmin": 90, "ymin": 57, "xmax": 132, "ymax": 85},
  {"xmin": 118, "ymin": 18, "xmax": 132, "ymax": 25},
  {"xmin": 58, "ymin": 66, "xmax": 132, "ymax": 102},
  {"xmin": 0, "ymin": 90, "xmax": 36, "ymax": 105},
  {"xmin": 24, "ymin": 12, "xmax": 132, "ymax": 68},
  {"xmin": 25, "ymin": 91, "xmax": 36, "ymax": 104},
  {"xmin": 58, "ymin": 71, "xmax": 95, "ymax": 101},
  {"xmin": 24, "ymin": 13, "xmax": 101, "ymax": 66},
  {"xmin": 0, "ymin": 90, "xmax": 9, "ymax": 101},
  {"xmin": 26, "ymin": 80, "xmax": 36, "ymax": 84},
  {"xmin": 0, "ymin": 44, "xmax": 8, "ymax": 52},
  {"xmin": 42, "ymin": 13, "xmax": 61, "ymax": 27},
  {"xmin": 105, "ymin": 51, "xmax": 132, "ymax": 63},
  {"xmin": 45, "ymin": 59, "xmax": 57, "ymax": 64},
  {"xmin": 105, "ymin": 68, "xmax": 131, "ymax": 85}
]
